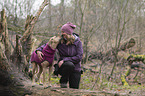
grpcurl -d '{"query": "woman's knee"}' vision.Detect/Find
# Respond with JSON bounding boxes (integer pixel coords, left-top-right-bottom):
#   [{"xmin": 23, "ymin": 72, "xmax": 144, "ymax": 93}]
[{"xmin": 63, "ymin": 61, "xmax": 75, "ymax": 70}]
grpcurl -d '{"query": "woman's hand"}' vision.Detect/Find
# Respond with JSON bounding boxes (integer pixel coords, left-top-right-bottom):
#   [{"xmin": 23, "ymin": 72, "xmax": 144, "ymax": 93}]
[
  {"xmin": 58, "ymin": 60, "xmax": 64, "ymax": 67},
  {"xmin": 37, "ymin": 51, "xmax": 44, "ymax": 61}
]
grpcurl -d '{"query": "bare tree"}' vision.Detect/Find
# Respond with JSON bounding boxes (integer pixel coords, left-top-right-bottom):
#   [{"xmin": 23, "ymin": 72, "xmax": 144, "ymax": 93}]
[
  {"xmin": 59, "ymin": 0, "xmax": 65, "ymax": 24},
  {"xmin": 48, "ymin": 0, "xmax": 52, "ymax": 32},
  {"xmin": 1, "ymin": 9, "xmax": 11, "ymax": 59}
]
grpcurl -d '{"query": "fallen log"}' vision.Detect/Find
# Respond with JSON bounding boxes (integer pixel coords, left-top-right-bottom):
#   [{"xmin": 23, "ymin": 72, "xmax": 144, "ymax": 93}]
[{"xmin": 88, "ymin": 38, "xmax": 135, "ymax": 61}]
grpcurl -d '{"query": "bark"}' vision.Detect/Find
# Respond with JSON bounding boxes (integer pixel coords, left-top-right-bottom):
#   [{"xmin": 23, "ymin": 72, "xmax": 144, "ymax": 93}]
[
  {"xmin": 0, "ymin": 42, "xmax": 10, "ymax": 71},
  {"xmin": 48, "ymin": 0, "xmax": 52, "ymax": 32},
  {"xmin": 82, "ymin": 36, "xmax": 89, "ymax": 64},
  {"xmin": 0, "ymin": 1, "xmax": 49, "ymax": 95},
  {"xmin": 25, "ymin": 15, "xmax": 34, "ymax": 31},
  {"xmin": 119, "ymin": 38, "xmax": 135, "ymax": 51},
  {"xmin": 106, "ymin": 38, "xmax": 135, "ymax": 80},
  {"xmin": 1, "ymin": 9, "xmax": 11, "ymax": 59},
  {"xmin": 20, "ymin": 0, "xmax": 49, "ymax": 62},
  {"xmin": 0, "ymin": 10, "xmax": 11, "ymax": 71},
  {"xmin": 10, "ymin": 0, "xmax": 49, "ymax": 74},
  {"xmin": 87, "ymin": 38, "xmax": 135, "ymax": 81},
  {"xmin": 10, "ymin": 35, "xmax": 28, "ymax": 72},
  {"xmin": 59, "ymin": 0, "xmax": 65, "ymax": 24},
  {"xmin": 89, "ymin": 38, "xmax": 136, "ymax": 61},
  {"xmin": 106, "ymin": 38, "xmax": 135, "ymax": 57}
]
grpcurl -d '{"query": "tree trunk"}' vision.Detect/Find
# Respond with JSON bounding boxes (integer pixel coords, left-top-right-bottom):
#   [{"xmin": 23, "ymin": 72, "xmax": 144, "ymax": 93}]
[
  {"xmin": 48, "ymin": 0, "xmax": 52, "ymax": 32},
  {"xmin": 0, "ymin": 1, "xmax": 49, "ymax": 95},
  {"xmin": 10, "ymin": 35, "xmax": 28, "ymax": 72},
  {"xmin": 0, "ymin": 43, "xmax": 10, "ymax": 71},
  {"xmin": 1, "ymin": 9, "xmax": 11, "ymax": 59},
  {"xmin": 89, "ymin": 38, "xmax": 135, "ymax": 61},
  {"xmin": 20, "ymin": 0, "xmax": 49, "ymax": 62},
  {"xmin": 59, "ymin": 0, "xmax": 65, "ymax": 24}
]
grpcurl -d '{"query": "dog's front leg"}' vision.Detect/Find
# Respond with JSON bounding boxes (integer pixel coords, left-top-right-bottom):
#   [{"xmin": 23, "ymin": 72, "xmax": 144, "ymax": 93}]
[
  {"xmin": 32, "ymin": 62, "xmax": 37, "ymax": 85},
  {"xmin": 43, "ymin": 67, "xmax": 47, "ymax": 87},
  {"xmin": 49, "ymin": 66, "xmax": 52, "ymax": 82},
  {"xmin": 42, "ymin": 61, "xmax": 49, "ymax": 87},
  {"xmin": 37, "ymin": 65, "xmax": 43, "ymax": 84}
]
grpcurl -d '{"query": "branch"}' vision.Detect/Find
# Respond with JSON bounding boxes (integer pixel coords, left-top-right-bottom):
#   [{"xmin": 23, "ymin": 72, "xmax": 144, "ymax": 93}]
[
  {"xmin": 1, "ymin": 9, "xmax": 11, "ymax": 59},
  {"xmin": 20, "ymin": 0, "xmax": 49, "ymax": 42}
]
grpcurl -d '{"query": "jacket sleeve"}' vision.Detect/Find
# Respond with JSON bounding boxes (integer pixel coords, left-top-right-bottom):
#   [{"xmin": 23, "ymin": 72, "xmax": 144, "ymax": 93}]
[
  {"xmin": 35, "ymin": 44, "xmax": 46, "ymax": 54},
  {"xmin": 63, "ymin": 41, "xmax": 83, "ymax": 64}
]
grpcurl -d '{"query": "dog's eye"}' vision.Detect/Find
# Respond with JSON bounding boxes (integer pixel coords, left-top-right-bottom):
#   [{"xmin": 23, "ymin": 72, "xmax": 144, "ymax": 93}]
[{"xmin": 53, "ymin": 40, "xmax": 57, "ymax": 43}]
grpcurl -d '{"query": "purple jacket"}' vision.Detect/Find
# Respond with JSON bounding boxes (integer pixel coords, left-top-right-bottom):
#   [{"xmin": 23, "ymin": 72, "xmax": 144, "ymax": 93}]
[
  {"xmin": 35, "ymin": 33, "xmax": 83, "ymax": 72},
  {"xmin": 57, "ymin": 34, "xmax": 83, "ymax": 72},
  {"xmin": 31, "ymin": 44, "xmax": 56, "ymax": 66}
]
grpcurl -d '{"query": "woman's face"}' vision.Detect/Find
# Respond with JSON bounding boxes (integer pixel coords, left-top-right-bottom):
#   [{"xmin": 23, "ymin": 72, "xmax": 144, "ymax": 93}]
[{"xmin": 61, "ymin": 31, "xmax": 68, "ymax": 39}]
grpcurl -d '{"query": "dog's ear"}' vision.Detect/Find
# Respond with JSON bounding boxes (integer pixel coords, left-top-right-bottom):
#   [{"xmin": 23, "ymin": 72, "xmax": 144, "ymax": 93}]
[
  {"xmin": 66, "ymin": 35, "xmax": 75, "ymax": 45},
  {"xmin": 58, "ymin": 36, "xmax": 61, "ymax": 39},
  {"xmin": 52, "ymin": 36, "xmax": 56, "ymax": 39},
  {"xmin": 48, "ymin": 37, "xmax": 54, "ymax": 45}
]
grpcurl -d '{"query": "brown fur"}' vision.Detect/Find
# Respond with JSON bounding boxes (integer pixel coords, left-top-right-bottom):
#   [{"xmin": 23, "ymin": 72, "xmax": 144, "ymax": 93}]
[
  {"xmin": 32, "ymin": 36, "xmax": 60, "ymax": 87},
  {"xmin": 61, "ymin": 34, "xmax": 75, "ymax": 45}
]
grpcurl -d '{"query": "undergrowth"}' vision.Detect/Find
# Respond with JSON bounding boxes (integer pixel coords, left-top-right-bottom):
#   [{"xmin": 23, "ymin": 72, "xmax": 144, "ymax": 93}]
[
  {"xmin": 31, "ymin": 58, "xmax": 145, "ymax": 93},
  {"xmin": 41, "ymin": 69, "xmax": 145, "ymax": 93}
]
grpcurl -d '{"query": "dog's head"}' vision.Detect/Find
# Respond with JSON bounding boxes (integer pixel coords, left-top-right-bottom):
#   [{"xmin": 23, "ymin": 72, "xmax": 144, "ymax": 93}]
[
  {"xmin": 66, "ymin": 34, "xmax": 75, "ymax": 45},
  {"xmin": 60, "ymin": 34, "xmax": 75, "ymax": 45},
  {"xmin": 48, "ymin": 36, "xmax": 61, "ymax": 49}
]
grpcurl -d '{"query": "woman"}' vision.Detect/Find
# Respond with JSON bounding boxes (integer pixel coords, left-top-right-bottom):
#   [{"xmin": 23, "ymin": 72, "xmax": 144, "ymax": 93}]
[
  {"xmin": 56, "ymin": 22, "xmax": 83, "ymax": 89},
  {"xmin": 36, "ymin": 22, "xmax": 83, "ymax": 89}
]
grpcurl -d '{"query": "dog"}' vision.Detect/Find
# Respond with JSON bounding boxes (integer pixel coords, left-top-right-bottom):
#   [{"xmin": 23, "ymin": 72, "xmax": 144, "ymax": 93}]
[{"xmin": 30, "ymin": 36, "xmax": 60, "ymax": 87}]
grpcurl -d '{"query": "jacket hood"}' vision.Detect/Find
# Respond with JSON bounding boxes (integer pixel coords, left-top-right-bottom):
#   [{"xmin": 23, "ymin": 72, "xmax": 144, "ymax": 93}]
[
  {"xmin": 73, "ymin": 33, "xmax": 78, "ymax": 41},
  {"xmin": 73, "ymin": 33, "xmax": 80, "ymax": 43}
]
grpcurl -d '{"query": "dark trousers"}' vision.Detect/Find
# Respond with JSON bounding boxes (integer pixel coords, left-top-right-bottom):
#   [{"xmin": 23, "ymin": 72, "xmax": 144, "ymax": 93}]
[{"xmin": 58, "ymin": 61, "xmax": 81, "ymax": 89}]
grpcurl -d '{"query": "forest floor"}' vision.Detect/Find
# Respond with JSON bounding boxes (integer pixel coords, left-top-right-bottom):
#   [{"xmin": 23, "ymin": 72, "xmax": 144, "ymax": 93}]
[
  {"xmin": 23, "ymin": 77, "xmax": 145, "ymax": 96},
  {"xmin": 1, "ymin": 59, "xmax": 145, "ymax": 96},
  {"xmin": 23, "ymin": 59, "xmax": 145, "ymax": 96}
]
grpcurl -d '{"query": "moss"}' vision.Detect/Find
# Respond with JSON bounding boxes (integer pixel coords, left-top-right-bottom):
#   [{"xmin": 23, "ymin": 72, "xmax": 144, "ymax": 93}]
[
  {"xmin": 50, "ymin": 77, "xmax": 60, "ymax": 84},
  {"xmin": 125, "ymin": 67, "xmax": 131, "ymax": 77},
  {"xmin": 121, "ymin": 75, "xmax": 129, "ymax": 86},
  {"xmin": 131, "ymin": 54, "xmax": 145, "ymax": 58}
]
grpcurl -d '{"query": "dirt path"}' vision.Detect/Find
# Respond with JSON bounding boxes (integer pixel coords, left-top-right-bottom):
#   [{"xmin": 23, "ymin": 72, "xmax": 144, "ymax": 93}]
[
  {"xmin": 1, "ymin": 76, "xmax": 145, "ymax": 96},
  {"xmin": 1, "ymin": 65, "xmax": 145, "ymax": 96},
  {"xmin": 22, "ymin": 80, "xmax": 129, "ymax": 96}
]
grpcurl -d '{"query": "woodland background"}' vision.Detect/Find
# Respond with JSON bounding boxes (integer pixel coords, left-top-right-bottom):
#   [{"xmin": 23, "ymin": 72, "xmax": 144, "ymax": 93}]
[{"xmin": 0, "ymin": 0, "xmax": 145, "ymax": 96}]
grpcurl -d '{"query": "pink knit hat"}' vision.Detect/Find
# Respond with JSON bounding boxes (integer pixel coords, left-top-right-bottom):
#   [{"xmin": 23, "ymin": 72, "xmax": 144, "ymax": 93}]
[{"xmin": 61, "ymin": 22, "xmax": 76, "ymax": 34}]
